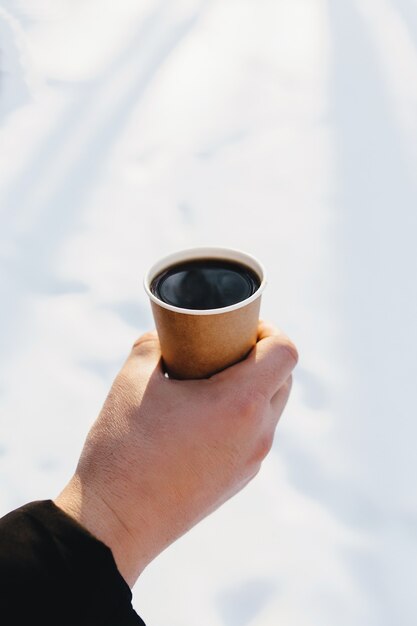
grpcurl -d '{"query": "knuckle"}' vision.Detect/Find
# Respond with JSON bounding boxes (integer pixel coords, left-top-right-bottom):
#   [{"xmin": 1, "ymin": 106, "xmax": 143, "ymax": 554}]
[
  {"xmin": 255, "ymin": 432, "xmax": 274, "ymax": 461},
  {"xmin": 245, "ymin": 462, "xmax": 262, "ymax": 482},
  {"xmin": 281, "ymin": 374, "xmax": 293, "ymax": 395},
  {"xmin": 132, "ymin": 331, "xmax": 157, "ymax": 351},
  {"xmin": 280, "ymin": 339, "xmax": 299, "ymax": 367},
  {"xmin": 133, "ymin": 330, "xmax": 156, "ymax": 346},
  {"xmin": 235, "ymin": 393, "xmax": 256, "ymax": 419},
  {"xmin": 236, "ymin": 390, "xmax": 268, "ymax": 424}
]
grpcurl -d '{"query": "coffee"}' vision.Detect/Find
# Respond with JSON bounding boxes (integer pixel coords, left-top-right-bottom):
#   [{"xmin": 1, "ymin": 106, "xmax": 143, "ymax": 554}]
[{"xmin": 150, "ymin": 258, "xmax": 261, "ymax": 310}]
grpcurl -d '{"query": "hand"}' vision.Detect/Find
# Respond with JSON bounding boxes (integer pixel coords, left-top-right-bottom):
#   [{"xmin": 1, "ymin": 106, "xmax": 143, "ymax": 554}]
[{"xmin": 55, "ymin": 320, "xmax": 298, "ymax": 587}]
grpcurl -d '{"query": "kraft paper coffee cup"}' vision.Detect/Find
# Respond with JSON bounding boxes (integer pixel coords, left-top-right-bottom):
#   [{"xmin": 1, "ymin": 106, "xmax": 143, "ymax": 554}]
[{"xmin": 144, "ymin": 247, "xmax": 267, "ymax": 379}]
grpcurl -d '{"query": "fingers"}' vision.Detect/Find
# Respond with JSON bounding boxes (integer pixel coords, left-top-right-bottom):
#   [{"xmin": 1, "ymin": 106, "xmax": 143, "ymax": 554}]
[
  {"xmin": 252, "ymin": 321, "xmax": 298, "ymax": 397},
  {"xmin": 257, "ymin": 319, "xmax": 284, "ymax": 341},
  {"xmin": 270, "ymin": 375, "xmax": 293, "ymax": 426},
  {"xmin": 127, "ymin": 321, "xmax": 297, "ymax": 398},
  {"xmin": 256, "ymin": 320, "xmax": 298, "ymax": 362},
  {"xmin": 214, "ymin": 320, "xmax": 298, "ymax": 400}
]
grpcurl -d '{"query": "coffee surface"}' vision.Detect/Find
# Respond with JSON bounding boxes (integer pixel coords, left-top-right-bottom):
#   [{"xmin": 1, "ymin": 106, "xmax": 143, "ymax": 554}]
[{"xmin": 151, "ymin": 258, "xmax": 260, "ymax": 310}]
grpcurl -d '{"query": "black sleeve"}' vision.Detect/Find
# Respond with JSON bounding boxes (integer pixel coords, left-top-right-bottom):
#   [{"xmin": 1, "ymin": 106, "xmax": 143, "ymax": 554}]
[{"xmin": 0, "ymin": 500, "xmax": 146, "ymax": 626}]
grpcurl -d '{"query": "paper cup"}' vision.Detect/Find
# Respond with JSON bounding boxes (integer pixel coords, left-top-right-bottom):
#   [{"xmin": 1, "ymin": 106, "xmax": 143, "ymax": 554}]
[{"xmin": 144, "ymin": 247, "xmax": 267, "ymax": 379}]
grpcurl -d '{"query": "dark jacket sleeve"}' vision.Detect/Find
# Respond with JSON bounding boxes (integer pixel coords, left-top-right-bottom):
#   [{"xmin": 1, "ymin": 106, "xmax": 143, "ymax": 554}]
[{"xmin": 0, "ymin": 500, "xmax": 146, "ymax": 626}]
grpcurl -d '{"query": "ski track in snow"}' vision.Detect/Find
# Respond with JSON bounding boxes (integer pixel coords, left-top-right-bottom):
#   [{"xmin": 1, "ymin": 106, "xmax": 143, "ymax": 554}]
[{"xmin": 1, "ymin": 1, "xmax": 416, "ymax": 624}]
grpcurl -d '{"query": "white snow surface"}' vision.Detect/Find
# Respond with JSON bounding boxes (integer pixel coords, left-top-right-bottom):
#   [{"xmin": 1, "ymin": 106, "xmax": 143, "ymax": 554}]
[{"xmin": 1, "ymin": 1, "xmax": 417, "ymax": 625}]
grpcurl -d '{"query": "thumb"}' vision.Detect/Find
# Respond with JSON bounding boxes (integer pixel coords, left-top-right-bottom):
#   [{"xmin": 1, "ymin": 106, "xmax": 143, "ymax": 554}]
[{"xmin": 128, "ymin": 330, "xmax": 162, "ymax": 371}]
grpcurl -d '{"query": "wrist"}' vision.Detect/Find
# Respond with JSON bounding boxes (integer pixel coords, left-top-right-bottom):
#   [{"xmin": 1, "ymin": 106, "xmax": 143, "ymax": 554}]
[{"xmin": 54, "ymin": 474, "xmax": 143, "ymax": 587}]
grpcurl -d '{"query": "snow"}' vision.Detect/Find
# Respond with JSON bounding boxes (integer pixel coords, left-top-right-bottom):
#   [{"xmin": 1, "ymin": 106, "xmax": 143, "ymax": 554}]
[{"xmin": 1, "ymin": 1, "xmax": 416, "ymax": 624}]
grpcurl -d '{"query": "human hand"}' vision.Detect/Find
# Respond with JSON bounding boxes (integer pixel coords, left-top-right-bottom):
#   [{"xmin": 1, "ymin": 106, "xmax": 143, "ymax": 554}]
[{"xmin": 55, "ymin": 320, "xmax": 298, "ymax": 587}]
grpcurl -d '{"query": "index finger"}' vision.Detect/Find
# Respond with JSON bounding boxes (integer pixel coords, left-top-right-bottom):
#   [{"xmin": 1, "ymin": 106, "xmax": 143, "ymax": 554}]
[{"xmin": 213, "ymin": 320, "xmax": 299, "ymax": 398}]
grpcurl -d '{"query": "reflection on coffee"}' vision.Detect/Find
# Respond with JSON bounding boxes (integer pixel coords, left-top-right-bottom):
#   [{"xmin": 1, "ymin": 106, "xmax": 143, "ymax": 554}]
[{"xmin": 150, "ymin": 258, "xmax": 261, "ymax": 310}]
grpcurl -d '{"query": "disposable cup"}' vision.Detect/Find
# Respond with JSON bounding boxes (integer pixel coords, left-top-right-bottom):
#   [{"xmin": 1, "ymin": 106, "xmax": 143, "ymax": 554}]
[{"xmin": 143, "ymin": 246, "xmax": 267, "ymax": 379}]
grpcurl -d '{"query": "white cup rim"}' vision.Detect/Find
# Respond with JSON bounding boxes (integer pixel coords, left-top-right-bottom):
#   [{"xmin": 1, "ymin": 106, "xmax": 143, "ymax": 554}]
[{"xmin": 143, "ymin": 246, "xmax": 267, "ymax": 316}]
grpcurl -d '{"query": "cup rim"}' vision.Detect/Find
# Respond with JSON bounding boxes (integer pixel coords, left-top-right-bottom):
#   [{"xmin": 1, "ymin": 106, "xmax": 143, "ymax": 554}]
[{"xmin": 143, "ymin": 246, "xmax": 267, "ymax": 316}]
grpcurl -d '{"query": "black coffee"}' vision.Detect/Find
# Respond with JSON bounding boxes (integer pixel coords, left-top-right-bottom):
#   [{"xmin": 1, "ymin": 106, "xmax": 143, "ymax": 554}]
[{"xmin": 151, "ymin": 258, "xmax": 261, "ymax": 310}]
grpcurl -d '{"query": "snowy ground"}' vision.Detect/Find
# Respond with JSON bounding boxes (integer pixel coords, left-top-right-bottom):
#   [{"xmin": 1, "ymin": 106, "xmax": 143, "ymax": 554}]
[{"xmin": 1, "ymin": 1, "xmax": 417, "ymax": 625}]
